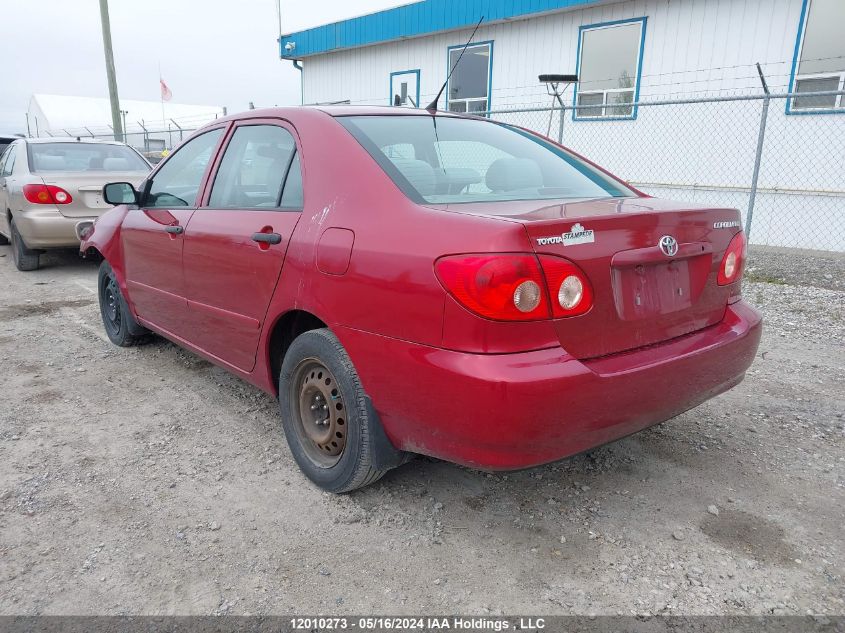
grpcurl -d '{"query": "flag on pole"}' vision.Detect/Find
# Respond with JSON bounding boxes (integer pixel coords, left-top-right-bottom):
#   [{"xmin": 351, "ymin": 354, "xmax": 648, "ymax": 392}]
[{"xmin": 160, "ymin": 79, "xmax": 172, "ymax": 102}]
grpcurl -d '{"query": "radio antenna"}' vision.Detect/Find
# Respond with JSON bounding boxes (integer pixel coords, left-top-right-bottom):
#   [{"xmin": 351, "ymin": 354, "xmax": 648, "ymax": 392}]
[{"xmin": 426, "ymin": 16, "xmax": 484, "ymax": 112}]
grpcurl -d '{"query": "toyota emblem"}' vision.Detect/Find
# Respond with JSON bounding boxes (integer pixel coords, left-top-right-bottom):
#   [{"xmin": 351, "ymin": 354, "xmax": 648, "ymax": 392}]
[{"xmin": 658, "ymin": 235, "xmax": 679, "ymax": 257}]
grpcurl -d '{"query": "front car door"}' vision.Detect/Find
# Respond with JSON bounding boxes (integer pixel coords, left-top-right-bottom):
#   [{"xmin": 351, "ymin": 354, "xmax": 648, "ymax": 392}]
[
  {"xmin": 181, "ymin": 120, "xmax": 305, "ymax": 371},
  {"xmin": 121, "ymin": 127, "xmax": 226, "ymax": 337}
]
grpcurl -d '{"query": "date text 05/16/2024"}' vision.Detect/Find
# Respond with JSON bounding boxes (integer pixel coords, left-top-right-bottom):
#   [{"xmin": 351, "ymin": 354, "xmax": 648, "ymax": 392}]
[{"xmin": 289, "ymin": 616, "xmax": 546, "ymax": 630}]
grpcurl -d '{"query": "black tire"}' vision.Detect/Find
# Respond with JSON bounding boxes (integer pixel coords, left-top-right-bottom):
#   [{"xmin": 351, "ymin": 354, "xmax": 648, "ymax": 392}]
[
  {"xmin": 279, "ymin": 329, "xmax": 390, "ymax": 493},
  {"xmin": 97, "ymin": 260, "xmax": 149, "ymax": 347},
  {"xmin": 10, "ymin": 219, "xmax": 40, "ymax": 271}
]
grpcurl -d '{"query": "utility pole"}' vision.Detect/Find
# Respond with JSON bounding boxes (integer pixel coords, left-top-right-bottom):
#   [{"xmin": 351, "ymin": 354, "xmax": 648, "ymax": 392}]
[{"xmin": 98, "ymin": 0, "xmax": 123, "ymax": 142}]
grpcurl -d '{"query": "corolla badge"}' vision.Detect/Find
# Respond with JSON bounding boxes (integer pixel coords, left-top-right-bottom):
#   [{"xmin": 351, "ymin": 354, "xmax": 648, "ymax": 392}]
[{"xmin": 658, "ymin": 235, "xmax": 679, "ymax": 257}]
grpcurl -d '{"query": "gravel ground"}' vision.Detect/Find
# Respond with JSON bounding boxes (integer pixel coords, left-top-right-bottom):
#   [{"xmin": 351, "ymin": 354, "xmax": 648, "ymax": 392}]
[
  {"xmin": 746, "ymin": 245, "xmax": 845, "ymax": 292},
  {"xmin": 0, "ymin": 247, "xmax": 842, "ymax": 616}
]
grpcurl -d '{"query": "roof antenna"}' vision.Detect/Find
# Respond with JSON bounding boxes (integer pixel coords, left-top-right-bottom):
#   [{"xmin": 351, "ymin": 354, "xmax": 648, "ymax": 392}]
[{"xmin": 426, "ymin": 16, "xmax": 484, "ymax": 112}]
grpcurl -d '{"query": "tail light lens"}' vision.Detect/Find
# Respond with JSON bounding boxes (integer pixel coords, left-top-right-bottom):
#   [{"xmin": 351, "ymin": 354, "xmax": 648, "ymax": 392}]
[
  {"xmin": 538, "ymin": 255, "xmax": 594, "ymax": 318},
  {"xmin": 435, "ymin": 253, "xmax": 593, "ymax": 321},
  {"xmin": 22, "ymin": 184, "xmax": 73, "ymax": 205},
  {"xmin": 718, "ymin": 231, "xmax": 746, "ymax": 285},
  {"xmin": 435, "ymin": 254, "xmax": 550, "ymax": 321}
]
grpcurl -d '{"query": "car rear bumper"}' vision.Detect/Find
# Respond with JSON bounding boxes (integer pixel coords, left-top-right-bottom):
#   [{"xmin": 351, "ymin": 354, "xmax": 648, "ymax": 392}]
[
  {"xmin": 13, "ymin": 208, "xmax": 96, "ymax": 248},
  {"xmin": 337, "ymin": 300, "xmax": 762, "ymax": 470}
]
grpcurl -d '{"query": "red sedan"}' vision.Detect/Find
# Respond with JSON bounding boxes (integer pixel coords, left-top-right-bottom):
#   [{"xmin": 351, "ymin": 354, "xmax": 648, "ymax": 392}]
[{"xmin": 82, "ymin": 106, "xmax": 761, "ymax": 492}]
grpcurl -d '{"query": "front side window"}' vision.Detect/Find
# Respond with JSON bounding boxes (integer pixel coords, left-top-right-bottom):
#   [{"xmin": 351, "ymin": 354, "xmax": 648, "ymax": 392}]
[
  {"xmin": 339, "ymin": 115, "xmax": 633, "ymax": 205},
  {"xmin": 28, "ymin": 142, "xmax": 149, "ymax": 173},
  {"xmin": 208, "ymin": 125, "xmax": 297, "ymax": 209},
  {"xmin": 575, "ymin": 19, "xmax": 646, "ymax": 119},
  {"xmin": 145, "ymin": 128, "xmax": 224, "ymax": 208},
  {"xmin": 447, "ymin": 42, "xmax": 492, "ymax": 113},
  {"xmin": 790, "ymin": 0, "xmax": 845, "ymax": 112}
]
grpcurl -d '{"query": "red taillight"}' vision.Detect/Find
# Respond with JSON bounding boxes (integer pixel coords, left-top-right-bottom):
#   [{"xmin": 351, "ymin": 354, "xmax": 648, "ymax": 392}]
[
  {"xmin": 538, "ymin": 255, "xmax": 594, "ymax": 318},
  {"xmin": 718, "ymin": 231, "xmax": 746, "ymax": 286},
  {"xmin": 435, "ymin": 254, "xmax": 549, "ymax": 321},
  {"xmin": 22, "ymin": 184, "xmax": 73, "ymax": 205},
  {"xmin": 434, "ymin": 253, "xmax": 593, "ymax": 321}
]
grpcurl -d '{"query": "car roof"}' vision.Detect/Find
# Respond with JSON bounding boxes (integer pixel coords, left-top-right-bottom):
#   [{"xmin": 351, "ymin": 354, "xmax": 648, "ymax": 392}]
[
  {"xmin": 23, "ymin": 137, "xmax": 133, "ymax": 146},
  {"xmin": 208, "ymin": 105, "xmax": 467, "ymax": 126},
  {"xmin": 312, "ymin": 105, "xmax": 464, "ymax": 118}
]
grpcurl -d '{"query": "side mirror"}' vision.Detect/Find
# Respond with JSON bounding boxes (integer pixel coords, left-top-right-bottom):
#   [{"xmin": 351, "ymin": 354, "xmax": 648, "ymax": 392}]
[{"xmin": 103, "ymin": 182, "xmax": 138, "ymax": 206}]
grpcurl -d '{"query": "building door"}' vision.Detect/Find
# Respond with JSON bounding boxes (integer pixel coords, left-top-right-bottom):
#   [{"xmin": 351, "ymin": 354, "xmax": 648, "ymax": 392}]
[{"xmin": 390, "ymin": 70, "xmax": 420, "ymax": 108}]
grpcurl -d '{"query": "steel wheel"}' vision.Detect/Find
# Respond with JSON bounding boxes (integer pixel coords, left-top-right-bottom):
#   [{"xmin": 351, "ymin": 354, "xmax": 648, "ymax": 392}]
[
  {"xmin": 102, "ymin": 276, "xmax": 122, "ymax": 336},
  {"xmin": 291, "ymin": 358, "xmax": 347, "ymax": 468},
  {"xmin": 97, "ymin": 261, "xmax": 149, "ymax": 347}
]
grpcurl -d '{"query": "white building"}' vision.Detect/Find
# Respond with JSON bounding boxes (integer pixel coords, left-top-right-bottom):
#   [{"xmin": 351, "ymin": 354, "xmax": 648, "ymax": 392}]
[{"xmin": 279, "ymin": 0, "xmax": 845, "ymax": 251}]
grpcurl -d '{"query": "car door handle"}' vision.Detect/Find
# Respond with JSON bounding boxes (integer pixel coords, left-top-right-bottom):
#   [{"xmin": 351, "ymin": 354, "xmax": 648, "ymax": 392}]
[
  {"xmin": 165, "ymin": 225, "xmax": 184, "ymax": 235},
  {"xmin": 251, "ymin": 232, "xmax": 282, "ymax": 245}
]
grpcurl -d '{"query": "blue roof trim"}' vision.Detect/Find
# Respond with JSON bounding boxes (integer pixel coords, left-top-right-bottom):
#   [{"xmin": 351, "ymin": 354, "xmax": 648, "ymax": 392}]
[{"xmin": 279, "ymin": 0, "xmax": 603, "ymax": 58}]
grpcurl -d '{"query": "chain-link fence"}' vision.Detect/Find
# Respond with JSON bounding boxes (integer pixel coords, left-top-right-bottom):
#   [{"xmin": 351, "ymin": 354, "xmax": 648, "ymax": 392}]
[
  {"xmin": 481, "ymin": 90, "xmax": 845, "ymax": 254},
  {"xmin": 37, "ymin": 92, "xmax": 843, "ymax": 254}
]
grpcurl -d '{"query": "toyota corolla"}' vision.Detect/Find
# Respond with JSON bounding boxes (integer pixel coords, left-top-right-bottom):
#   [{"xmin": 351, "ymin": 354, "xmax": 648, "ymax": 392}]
[
  {"xmin": 1, "ymin": 138, "xmax": 150, "ymax": 271},
  {"xmin": 81, "ymin": 106, "xmax": 761, "ymax": 492}
]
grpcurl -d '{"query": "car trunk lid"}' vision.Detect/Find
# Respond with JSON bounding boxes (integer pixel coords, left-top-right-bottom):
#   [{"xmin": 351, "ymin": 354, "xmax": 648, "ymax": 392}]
[
  {"xmin": 38, "ymin": 172, "xmax": 147, "ymax": 218},
  {"xmin": 429, "ymin": 196, "xmax": 742, "ymax": 359}
]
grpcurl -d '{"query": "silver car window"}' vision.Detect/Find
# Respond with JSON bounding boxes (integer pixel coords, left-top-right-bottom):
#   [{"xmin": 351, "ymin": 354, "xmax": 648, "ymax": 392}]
[{"xmin": 1, "ymin": 144, "xmax": 17, "ymax": 177}]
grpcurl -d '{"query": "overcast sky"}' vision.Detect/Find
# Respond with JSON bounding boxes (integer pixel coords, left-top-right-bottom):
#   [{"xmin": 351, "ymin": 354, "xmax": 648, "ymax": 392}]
[{"xmin": 0, "ymin": 0, "xmax": 408, "ymax": 133}]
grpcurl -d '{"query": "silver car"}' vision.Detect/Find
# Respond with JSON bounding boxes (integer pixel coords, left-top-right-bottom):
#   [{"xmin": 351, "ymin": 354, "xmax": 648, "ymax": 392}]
[{"xmin": 0, "ymin": 138, "xmax": 150, "ymax": 271}]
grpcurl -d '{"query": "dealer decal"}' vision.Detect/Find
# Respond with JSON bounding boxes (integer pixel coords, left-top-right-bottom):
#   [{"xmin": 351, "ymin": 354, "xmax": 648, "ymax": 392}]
[{"xmin": 536, "ymin": 222, "xmax": 595, "ymax": 247}]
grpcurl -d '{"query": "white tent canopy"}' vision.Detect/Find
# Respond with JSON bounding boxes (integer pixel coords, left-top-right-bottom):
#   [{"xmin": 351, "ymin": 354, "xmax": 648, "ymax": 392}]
[{"xmin": 27, "ymin": 93, "xmax": 224, "ymax": 136}]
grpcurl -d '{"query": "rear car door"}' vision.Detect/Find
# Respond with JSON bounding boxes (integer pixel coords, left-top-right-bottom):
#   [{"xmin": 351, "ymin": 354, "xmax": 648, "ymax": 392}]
[
  {"xmin": 0, "ymin": 144, "xmax": 12, "ymax": 236},
  {"xmin": 181, "ymin": 120, "xmax": 304, "ymax": 371},
  {"xmin": 0, "ymin": 143, "xmax": 20, "ymax": 238},
  {"xmin": 122, "ymin": 127, "xmax": 226, "ymax": 337}
]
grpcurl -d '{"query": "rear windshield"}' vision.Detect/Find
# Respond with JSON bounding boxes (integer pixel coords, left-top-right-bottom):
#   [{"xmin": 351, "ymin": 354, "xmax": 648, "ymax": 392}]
[
  {"xmin": 338, "ymin": 115, "xmax": 634, "ymax": 204},
  {"xmin": 0, "ymin": 142, "xmax": 10, "ymax": 157},
  {"xmin": 28, "ymin": 142, "xmax": 149, "ymax": 173}
]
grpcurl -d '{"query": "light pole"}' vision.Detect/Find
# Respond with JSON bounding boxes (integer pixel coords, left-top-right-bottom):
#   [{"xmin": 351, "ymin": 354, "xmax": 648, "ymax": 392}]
[
  {"xmin": 98, "ymin": 0, "xmax": 123, "ymax": 142},
  {"xmin": 120, "ymin": 110, "xmax": 129, "ymax": 143}
]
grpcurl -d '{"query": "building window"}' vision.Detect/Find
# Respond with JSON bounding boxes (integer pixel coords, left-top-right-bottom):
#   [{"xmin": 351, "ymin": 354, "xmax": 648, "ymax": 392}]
[
  {"xmin": 574, "ymin": 18, "xmax": 646, "ymax": 120},
  {"xmin": 446, "ymin": 41, "xmax": 492, "ymax": 113},
  {"xmin": 789, "ymin": 0, "xmax": 845, "ymax": 112}
]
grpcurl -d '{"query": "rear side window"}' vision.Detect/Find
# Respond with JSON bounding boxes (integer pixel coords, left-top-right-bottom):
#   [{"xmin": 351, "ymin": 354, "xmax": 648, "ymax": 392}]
[
  {"xmin": 146, "ymin": 129, "xmax": 223, "ymax": 208},
  {"xmin": 279, "ymin": 152, "xmax": 303, "ymax": 209},
  {"xmin": 28, "ymin": 142, "xmax": 149, "ymax": 172},
  {"xmin": 338, "ymin": 115, "xmax": 633, "ymax": 204},
  {"xmin": 209, "ymin": 125, "xmax": 297, "ymax": 209}
]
